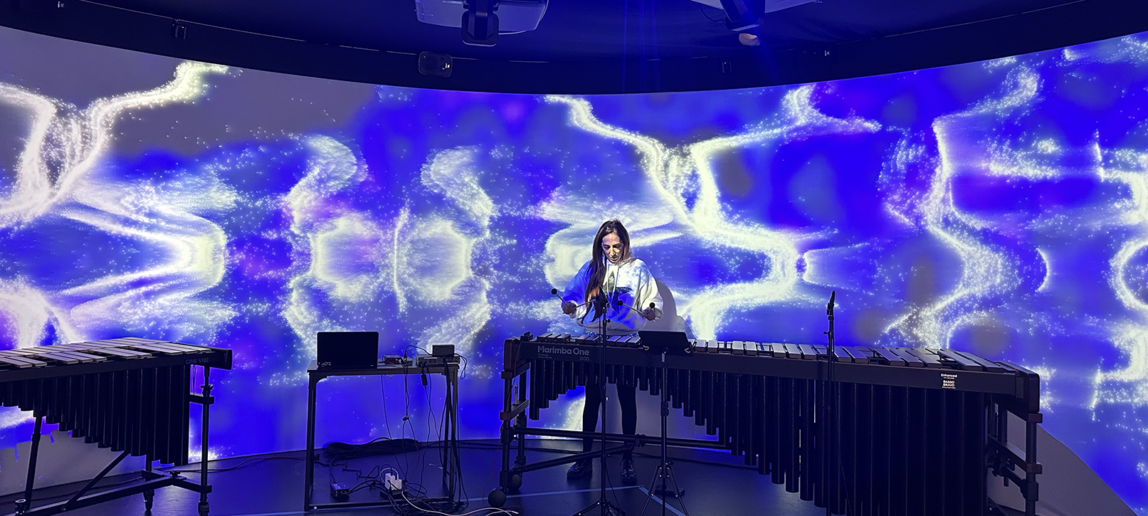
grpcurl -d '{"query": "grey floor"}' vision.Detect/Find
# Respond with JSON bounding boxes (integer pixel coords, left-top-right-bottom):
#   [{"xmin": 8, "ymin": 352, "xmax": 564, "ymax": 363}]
[{"xmin": 0, "ymin": 439, "xmax": 840, "ymax": 516}]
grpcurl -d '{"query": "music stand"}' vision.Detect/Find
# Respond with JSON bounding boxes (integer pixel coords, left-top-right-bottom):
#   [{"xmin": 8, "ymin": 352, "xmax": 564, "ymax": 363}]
[{"xmin": 636, "ymin": 331, "xmax": 693, "ymax": 516}]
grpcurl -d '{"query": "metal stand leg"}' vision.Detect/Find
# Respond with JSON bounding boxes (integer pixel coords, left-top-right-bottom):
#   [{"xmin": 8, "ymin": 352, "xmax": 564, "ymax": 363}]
[
  {"xmin": 653, "ymin": 461, "xmax": 685, "ymax": 498},
  {"xmin": 640, "ymin": 355, "xmax": 688, "ymax": 516},
  {"xmin": 304, "ymin": 375, "xmax": 320, "ymax": 510},
  {"xmin": 492, "ymin": 374, "xmax": 514, "ymax": 507},
  {"xmin": 663, "ymin": 466, "xmax": 689, "ymax": 516},
  {"xmin": 144, "ymin": 460, "xmax": 154, "ymax": 513},
  {"xmin": 15, "ymin": 415, "xmax": 44, "ymax": 515},
  {"xmin": 448, "ymin": 367, "xmax": 460, "ymax": 498},
  {"xmin": 578, "ymin": 320, "xmax": 623, "ymax": 516},
  {"xmin": 515, "ymin": 372, "xmax": 527, "ymax": 470},
  {"xmin": 1024, "ymin": 420, "xmax": 1039, "ymax": 516},
  {"xmin": 574, "ymin": 314, "xmax": 624, "ymax": 516},
  {"xmin": 823, "ymin": 296, "xmax": 837, "ymax": 516},
  {"xmin": 443, "ymin": 368, "xmax": 453, "ymax": 489},
  {"xmin": 198, "ymin": 367, "xmax": 212, "ymax": 516},
  {"xmin": 640, "ymin": 461, "xmax": 690, "ymax": 516},
  {"xmin": 64, "ymin": 450, "xmax": 130, "ymax": 510}
]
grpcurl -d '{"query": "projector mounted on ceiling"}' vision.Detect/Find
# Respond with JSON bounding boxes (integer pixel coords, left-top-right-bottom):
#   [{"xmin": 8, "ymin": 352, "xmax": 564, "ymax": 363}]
[{"xmin": 416, "ymin": 0, "xmax": 549, "ymax": 47}]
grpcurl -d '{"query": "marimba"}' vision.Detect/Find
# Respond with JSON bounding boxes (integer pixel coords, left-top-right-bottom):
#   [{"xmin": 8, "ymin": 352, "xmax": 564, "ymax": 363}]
[
  {"xmin": 0, "ymin": 337, "xmax": 232, "ymax": 516},
  {"xmin": 492, "ymin": 333, "xmax": 1041, "ymax": 516}
]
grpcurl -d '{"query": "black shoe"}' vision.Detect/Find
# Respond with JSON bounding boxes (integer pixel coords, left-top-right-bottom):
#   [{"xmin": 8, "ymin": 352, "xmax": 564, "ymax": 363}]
[
  {"xmin": 567, "ymin": 459, "xmax": 592, "ymax": 479},
  {"xmin": 620, "ymin": 458, "xmax": 637, "ymax": 485}
]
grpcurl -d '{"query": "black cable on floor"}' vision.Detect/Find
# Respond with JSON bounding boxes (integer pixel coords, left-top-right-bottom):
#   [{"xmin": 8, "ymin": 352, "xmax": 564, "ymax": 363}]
[{"xmin": 322, "ymin": 437, "xmax": 419, "ymax": 462}]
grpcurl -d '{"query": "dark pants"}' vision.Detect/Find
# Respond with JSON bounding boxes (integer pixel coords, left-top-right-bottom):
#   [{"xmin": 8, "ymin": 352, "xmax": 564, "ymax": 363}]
[{"xmin": 582, "ymin": 382, "xmax": 636, "ymax": 461}]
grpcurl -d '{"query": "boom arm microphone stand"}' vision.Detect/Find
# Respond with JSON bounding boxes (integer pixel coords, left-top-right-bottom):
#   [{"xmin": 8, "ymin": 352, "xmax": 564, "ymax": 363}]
[{"xmin": 823, "ymin": 290, "xmax": 837, "ymax": 516}]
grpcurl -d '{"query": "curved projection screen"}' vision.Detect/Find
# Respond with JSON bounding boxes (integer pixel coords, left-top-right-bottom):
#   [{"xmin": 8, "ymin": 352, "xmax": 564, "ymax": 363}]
[{"xmin": 2, "ymin": 26, "xmax": 1148, "ymax": 512}]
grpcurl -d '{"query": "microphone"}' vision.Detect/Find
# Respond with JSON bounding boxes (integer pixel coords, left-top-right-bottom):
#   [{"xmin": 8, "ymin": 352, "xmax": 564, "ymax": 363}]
[{"xmin": 826, "ymin": 290, "xmax": 836, "ymax": 315}]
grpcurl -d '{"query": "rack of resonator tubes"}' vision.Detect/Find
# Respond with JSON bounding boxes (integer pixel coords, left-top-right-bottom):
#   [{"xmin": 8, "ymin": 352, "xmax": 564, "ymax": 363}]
[
  {"xmin": 496, "ymin": 332, "xmax": 1043, "ymax": 516},
  {"xmin": 0, "ymin": 337, "xmax": 232, "ymax": 516}
]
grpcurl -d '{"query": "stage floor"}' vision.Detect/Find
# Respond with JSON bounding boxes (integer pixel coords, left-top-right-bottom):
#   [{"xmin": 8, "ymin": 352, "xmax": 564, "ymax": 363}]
[{"xmin": 0, "ymin": 438, "xmax": 1020, "ymax": 516}]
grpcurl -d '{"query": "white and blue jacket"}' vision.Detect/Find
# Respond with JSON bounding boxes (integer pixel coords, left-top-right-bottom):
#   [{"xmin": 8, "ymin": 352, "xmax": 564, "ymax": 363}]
[{"xmin": 562, "ymin": 254, "xmax": 663, "ymax": 336}]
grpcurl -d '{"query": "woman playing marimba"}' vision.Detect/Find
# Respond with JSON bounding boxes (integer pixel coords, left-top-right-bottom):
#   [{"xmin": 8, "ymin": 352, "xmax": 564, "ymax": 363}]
[{"xmin": 560, "ymin": 219, "xmax": 663, "ymax": 484}]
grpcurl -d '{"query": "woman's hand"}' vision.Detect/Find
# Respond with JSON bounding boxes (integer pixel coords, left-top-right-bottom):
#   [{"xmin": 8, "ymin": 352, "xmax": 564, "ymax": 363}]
[{"xmin": 562, "ymin": 301, "xmax": 578, "ymax": 315}]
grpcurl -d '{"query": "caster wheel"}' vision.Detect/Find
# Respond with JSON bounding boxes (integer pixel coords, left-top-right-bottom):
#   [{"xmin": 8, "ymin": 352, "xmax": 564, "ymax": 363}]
[
  {"xmin": 488, "ymin": 489, "xmax": 507, "ymax": 508},
  {"xmin": 509, "ymin": 473, "xmax": 522, "ymax": 492},
  {"xmin": 144, "ymin": 491, "xmax": 154, "ymax": 511},
  {"xmin": 198, "ymin": 501, "xmax": 210, "ymax": 516}
]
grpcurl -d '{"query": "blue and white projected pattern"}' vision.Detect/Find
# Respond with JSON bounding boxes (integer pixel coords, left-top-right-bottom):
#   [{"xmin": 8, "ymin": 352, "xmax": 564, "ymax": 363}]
[{"xmin": 1, "ymin": 26, "xmax": 1148, "ymax": 511}]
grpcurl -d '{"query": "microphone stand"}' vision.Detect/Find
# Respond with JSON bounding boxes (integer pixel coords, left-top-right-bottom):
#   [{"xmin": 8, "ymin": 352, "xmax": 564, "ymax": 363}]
[
  {"xmin": 574, "ymin": 292, "xmax": 624, "ymax": 516},
  {"xmin": 823, "ymin": 291, "xmax": 837, "ymax": 516}
]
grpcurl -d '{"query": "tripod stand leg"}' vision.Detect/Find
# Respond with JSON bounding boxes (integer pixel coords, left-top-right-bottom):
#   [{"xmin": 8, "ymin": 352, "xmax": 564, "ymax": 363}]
[
  {"xmin": 640, "ymin": 463, "xmax": 691, "ymax": 516},
  {"xmin": 653, "ymin": 462, "xmax": 684, "ymax": 498},
  {"xmin": 575, "ymin": 498, "xmax": 624, "ymax": 516},
  {"xmin": 639, "ymin": 465, "xmax": 664, "ymax": 516},
  {"xmin": 665, "ymin": 463, "xmax": 690, "ymax": 516}
]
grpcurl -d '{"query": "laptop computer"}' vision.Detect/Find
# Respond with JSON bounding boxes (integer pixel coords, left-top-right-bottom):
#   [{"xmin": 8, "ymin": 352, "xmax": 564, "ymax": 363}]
[{"xmin": 317, "ymin": 331, "xmax": 379, "ymax": 369}]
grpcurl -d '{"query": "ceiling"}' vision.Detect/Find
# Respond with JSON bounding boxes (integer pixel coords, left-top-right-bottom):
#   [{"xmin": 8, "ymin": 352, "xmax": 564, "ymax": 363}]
[{"xmin": 1, "ymin": 0, "xmax": 1146, "ymax": 93}]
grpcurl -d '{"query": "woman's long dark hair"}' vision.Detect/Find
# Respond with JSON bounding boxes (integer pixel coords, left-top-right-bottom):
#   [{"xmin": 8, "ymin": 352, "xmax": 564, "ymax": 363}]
[{"xmin": 584, "ymin": 220, "xmax": 631, "ymax": 320}]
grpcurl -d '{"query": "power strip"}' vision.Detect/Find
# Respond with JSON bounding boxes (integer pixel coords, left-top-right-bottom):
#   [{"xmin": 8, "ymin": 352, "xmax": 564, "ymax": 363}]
[{"xmin": 384, "ymin": 472, "xmax": 404, "ymax": 494}]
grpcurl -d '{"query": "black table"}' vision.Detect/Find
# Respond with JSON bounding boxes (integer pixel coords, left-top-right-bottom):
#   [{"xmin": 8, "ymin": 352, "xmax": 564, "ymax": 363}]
[{"xmin": 303, "ymin": 358, "xmax": 460, "ymax": 511}]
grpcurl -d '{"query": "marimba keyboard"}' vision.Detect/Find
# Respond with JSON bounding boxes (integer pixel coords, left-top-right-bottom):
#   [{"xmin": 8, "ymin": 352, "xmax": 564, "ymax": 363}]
[
  {"xmin": 0, "ymin": 337, "xmax": 231, "ymax": 516},
  {"xmin": 497, "ymin": 333, "xmax": 1041, "ymax": 516}
]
